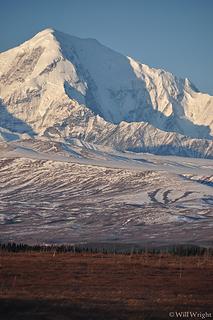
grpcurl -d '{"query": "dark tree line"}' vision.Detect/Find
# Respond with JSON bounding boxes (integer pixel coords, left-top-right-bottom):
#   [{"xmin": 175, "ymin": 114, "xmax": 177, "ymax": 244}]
[{"xmin": 0, "ymin": 242, "xmax": 212, "ymax": 256}]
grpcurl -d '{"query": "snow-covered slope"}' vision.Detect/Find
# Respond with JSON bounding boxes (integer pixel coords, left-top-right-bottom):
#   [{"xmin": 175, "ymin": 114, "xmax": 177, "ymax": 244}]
[
  {"xmin": 0, "ymin": 28, "xmax": 213, "ymax": 158},
  {"xmin": 41, "ymin": 103, "xmax": 213, "ymax": 158},
  {"xmin": 0, "ymin": 139, "xmax": 213, "ymax": 245}
]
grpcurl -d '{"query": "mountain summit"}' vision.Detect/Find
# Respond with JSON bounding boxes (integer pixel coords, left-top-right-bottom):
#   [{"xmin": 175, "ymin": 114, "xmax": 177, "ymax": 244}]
[{"xmin": 0, "ymin": 28, "xmax": 213, "ymax": 157}]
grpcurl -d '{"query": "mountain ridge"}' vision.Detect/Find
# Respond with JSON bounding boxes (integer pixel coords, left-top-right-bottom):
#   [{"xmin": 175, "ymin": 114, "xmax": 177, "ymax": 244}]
[{"xmin": 0, "ymin": 28, "xmax": 213, "ymax": 158}]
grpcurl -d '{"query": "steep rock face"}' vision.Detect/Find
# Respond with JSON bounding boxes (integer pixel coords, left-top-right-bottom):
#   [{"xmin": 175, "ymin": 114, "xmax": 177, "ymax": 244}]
[{"xmin": 0, "ymin": 28, "xmax": 213, "ymax": 158}]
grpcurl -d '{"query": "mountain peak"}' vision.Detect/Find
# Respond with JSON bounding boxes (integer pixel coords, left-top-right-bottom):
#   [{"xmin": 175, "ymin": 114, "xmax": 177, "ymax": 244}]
[
  {"xmin": 0, "ymin": 29, "xmax": 212, "ymax": 159},
  {"xmin": 25, "ymin": 27, "xmax": 59, "ymax": 47},
  {"xmin": 35, "ymin": 27, "xmax": 55, "ymax": 36}
]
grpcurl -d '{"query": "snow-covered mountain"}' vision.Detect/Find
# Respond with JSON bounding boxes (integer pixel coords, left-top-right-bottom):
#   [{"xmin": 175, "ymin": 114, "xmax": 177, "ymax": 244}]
[{"xmin": 0, "ymin": 28, "xmax": 213, "ymax": 158}]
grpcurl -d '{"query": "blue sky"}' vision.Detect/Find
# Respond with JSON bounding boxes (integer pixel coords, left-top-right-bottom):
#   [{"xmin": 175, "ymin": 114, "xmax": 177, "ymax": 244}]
[{"xmin": 0, "ymin": 0, "xmax": 212, "ymax": 94}]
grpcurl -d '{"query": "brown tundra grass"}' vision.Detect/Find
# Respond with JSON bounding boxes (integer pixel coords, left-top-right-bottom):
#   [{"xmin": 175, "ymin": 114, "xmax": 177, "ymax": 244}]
[{"xmin": 0, "ymin": 252, "xmax": 212, "ymax": 319}]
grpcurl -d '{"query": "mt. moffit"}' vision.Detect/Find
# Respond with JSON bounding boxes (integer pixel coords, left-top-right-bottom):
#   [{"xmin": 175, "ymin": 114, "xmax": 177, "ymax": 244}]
[{"xmin": 0, "ymin": 28, "xmax": 213, "ymax": 158}]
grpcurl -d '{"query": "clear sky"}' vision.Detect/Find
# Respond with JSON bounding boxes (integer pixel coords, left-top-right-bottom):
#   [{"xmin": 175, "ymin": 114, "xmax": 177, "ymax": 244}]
[{"xmin": 0, "ymin": 0, "xmax": 212, "ymax": 94}]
